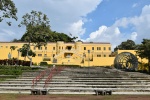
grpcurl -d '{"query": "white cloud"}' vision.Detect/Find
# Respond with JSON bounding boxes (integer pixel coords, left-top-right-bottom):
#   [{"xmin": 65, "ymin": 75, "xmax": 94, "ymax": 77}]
[
  {"xmin": 86, "ymin": 4, "xmax": 150, "ymax": 50},
  {"xmin": 86, "ymin": 25, "xmax": 121, "ymax": 42},
  {"xmin": 132, "ymin": 3, "xmax": 138, "ymax": 8},
  {"xmin": 68, "ymin": 20, "xmax": 86, "ymax": 37},
  {"xmin": 131, "ymin": 32, "xmax": 137, "ymax": 41},
  {"xmin": 0, "ymin": 0, "xmax": 102, "ymax": 41},
  {"xmin": 1, "ymin": 29, "xmax": 15, "ymax": 36}
]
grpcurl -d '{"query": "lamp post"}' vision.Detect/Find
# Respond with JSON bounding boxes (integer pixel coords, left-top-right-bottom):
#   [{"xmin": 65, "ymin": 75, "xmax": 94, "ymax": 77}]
[
  {"xmin": 83, "ymin": 53, "xmax": 85, "ymax": 67},
  {"xmin": 88, "ymin": 50, "xmax": 90, "ymax": 67},
  {"xmin": 88, "ymin": 50, "xmax": 90, "ymax": 75},
  {"xmin": 17, "ymin": 49, "xmax": 20, "ymax": 65}
]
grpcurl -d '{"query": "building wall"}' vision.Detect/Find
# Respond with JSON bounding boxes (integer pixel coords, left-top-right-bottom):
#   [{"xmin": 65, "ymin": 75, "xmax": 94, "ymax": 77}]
[
  {"xmin": 0, "ymin": 41, "xmax": 149, "ymax": 71},
  {"xmin": 1, "ymin": 41, "xmax": 137, "ymax": 67}
]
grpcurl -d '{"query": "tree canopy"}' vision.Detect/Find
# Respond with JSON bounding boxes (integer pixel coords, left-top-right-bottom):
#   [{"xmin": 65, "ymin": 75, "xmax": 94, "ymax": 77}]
[
  {"xmin": 136, "ymin": 39, "xmax": 150, "ymax": 74},
  {"xmin": 136, "ymin": 39, "xmax": 150, "ymax": 59},
  {"xmin": 20, "ymin": 44, "xmax": 36, "ymax": 58},
  {"xmin": 19, "ymin": 10, "xmax": 51, "ymax": 66},
  {"xmin": 0, "ymin": 0, "xmax": 17, "ymax": 25},
  {"xmin": 114, "ymin": 39, "xmax": 136, "ymax": 51},
  {"xmin": 19, "ymin": 10, "xmax": 51, "ymax": 47}
]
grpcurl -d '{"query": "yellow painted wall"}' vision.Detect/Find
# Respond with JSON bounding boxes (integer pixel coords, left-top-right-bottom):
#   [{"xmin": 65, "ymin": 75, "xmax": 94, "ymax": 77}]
[
  {"xmin": 0, "ymin": 41, "xmax": 112, "ymax": 66},
  {"xmin": 1, "ymin": 42, "xmax": 147, "ymax": 68},
  {"xmin": 82, "ymin": 57, "xmax": 115, "ymax": 67}
]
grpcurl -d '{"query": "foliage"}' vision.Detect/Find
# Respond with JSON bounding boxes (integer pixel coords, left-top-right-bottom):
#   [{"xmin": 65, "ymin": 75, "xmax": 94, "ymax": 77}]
[
  {"xmin": 40, "ymin": 62, "xmax": 48, "ymax": 66},
  {"xmin": 21, "ymin": 31, "xmax": 77, "ymax": 43},
  {"xmin": 138, "ymin": 62, "xmax": 149, "ymax": 73},
  {"xmin": 19, "ymin": 10, "xmax": 51, "ymax": 47},
  {"xmin": 47, "ymin": 31, "xmax": 77, "ymax": 42},
  {"xmin": 10, "ymin": 46, "xmax": 17, "ymax": 58},
  {"xmin": 136, "ymin": 39, "xmax": 150, "ymax": 59},
  {"xmin": 136, "ymin": 39, "xmax": 150, "ymax": 74},
  {"xmin": 0, "ymin": 59, "xmax": 33, "ymax": 66},
  {"xmin": 0, "ymin": 66, "xmax": 29, "ymax": 76},
  {"xmin": 10, "ymin": 46, "xmax": 16, "ymax": 51},
  {"xmin": 48, "ymin": 64, "xmax": 80, "ymax": 68},
  {"xmin": 0, "ymin": 0, "xmax": 17, "ymax": 25},
  {"xmin": 114, "ymin": 39, "xmax": 136, "ymax": 51},
  {"xmin": 20, "ymin": 44, "xmax": 36, "ymax": 58},
  {"xmin": 19, "ymin": 10, "xmax": 51, "ymax": 66},
  {"xmin": 43, "ymin": 58, "xmax": 50, "ymax": 61},
  {"xmin": 11, "ymin": 38, "xmax": 21, "ymax": 42}
]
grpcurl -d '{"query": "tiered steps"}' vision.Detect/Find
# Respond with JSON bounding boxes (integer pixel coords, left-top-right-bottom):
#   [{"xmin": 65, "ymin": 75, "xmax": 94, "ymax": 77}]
[{"xmin": 0, "ymin": 67, "xmax": 150, "ymax": 94}]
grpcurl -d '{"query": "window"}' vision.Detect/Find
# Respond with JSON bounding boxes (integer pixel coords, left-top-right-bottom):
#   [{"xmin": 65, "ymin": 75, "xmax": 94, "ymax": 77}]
[
  {"xmin": 104, "ymin": 47, "xmax": 106, "ymax": 50},
  {"xmin": 83, "ymin": 53, "xmax": 86, "ymax": 57},
  {"xmin": 45, "ymin": 47, "xmax": 47, "ymax": 50},
  {"xmin": 6, "ymin": 46, "xmax": 8, "ymax": 48},
  {"xmin": 92, "ymin": 47, "xmax": 94, "ymax": 50},
  {"xmin": 84, "ymin": 47, "xmax": 86, "ymax": 50},
  {"xmin": 38, "ymin": 54, "xmax": 42, "ymax": 56},
  {"xmin": 53, "ymin": 54, "xmax": 55, "ymax": 57},
  {"xmin": 53, "ymin": 47, "xmax": 55, "ymax": 50},
  {"xmin": 109, "ymin": 47, "xmax": 111, "ymax": 50},
  {"xmin": 97, "ymin": 47, "xmax": 101, "ymax": 50},
  {"xmin": 97, "ymin": 55, "xmax": 101, "ymax": 57},
  {"xmin": 104, "ymin": 55, "xmax": 106, "ymax": 57},
  {"xmin": 34, "ymin": 47, "xmax": 36, "ymax": 50},
  {"xmin": 66, "ymin": 54, "xmax": 71, "ymax": 58},
  {"xmin": 38, "ymin": 47, "xmax": 42, "ymax": 50},
  {"xmin": 44, "ymin": 54, "xmax": 47, "ymax": 57},
  {"xmin": 43, "ymin": 58, "xmax": 50, "ymax": 61}
]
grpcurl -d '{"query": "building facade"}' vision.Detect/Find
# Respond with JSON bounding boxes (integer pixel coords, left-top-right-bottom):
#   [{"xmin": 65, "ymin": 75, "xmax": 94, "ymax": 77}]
[{"xmin": 0, "ymin": 41, "xmax": 115, "ymax": 66}]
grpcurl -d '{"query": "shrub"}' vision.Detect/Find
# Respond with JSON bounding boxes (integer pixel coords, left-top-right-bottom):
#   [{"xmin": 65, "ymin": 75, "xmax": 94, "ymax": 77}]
[{"xmin": 40, "ymin": 62, "xmax": 48, "ymax": 66}]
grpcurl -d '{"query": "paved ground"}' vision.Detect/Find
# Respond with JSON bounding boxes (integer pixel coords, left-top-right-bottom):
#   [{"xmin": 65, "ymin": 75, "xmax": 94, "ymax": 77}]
[{"xmin": 1, "ymin": 94, "xmax": 150, "ymax": 100}]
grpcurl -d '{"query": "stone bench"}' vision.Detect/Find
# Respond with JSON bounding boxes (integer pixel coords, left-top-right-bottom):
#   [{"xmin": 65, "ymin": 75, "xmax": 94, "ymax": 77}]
[{"xmin": 94, "ymin": 90, "xmax": 112, "ymax": 95}]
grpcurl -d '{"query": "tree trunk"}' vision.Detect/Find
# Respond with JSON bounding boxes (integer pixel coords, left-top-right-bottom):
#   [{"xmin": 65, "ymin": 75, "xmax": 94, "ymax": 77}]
[
  {"xmin": 27, "ymin": 42, "xmax": 32, "ymax": 67},
  {"xmin": 148, "ymin": 59, "xmax": 150, "ymax": 74}
]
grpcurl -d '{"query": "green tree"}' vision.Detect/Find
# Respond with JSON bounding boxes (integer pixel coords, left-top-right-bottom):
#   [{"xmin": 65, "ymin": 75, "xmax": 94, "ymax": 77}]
[
  {"xmin": 114, "ymin": 39, "xmax": 136, "ymax": 51},
  {"xmin": 11, "ymin": 38, "xmax": 21, "ymax": 42},
  {"xmin": 19, "ymin": 10, "xmax": 50, "ymax": 66},
  {"xmin": 136, "ymin": 39, "xmax": 150, "ymax": 74},
  {"xmin": 0, "ymin": 0, "xmax": 17, "ymax": 25},
  {"xmin": 10, "ymin": 46, "xmax": 17, "ymax": 58},
  {"xmin": 49, "ymin": 32, "xmax": 77, "ymax": 42},
  {"xmin": 20, "ymin": 44, "xmax": 36, "ymax": 61},
  {"xmin": 10, "ymin": 46, "xmax": 17, "ymax": 65}
]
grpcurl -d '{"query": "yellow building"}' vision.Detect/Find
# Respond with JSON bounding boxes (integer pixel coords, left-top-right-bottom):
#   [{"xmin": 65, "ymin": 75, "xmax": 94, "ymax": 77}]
[
  {"xmin": 0, "ymin": 41, "xmax": 148, "ymax": 71},
  {"xmin": 0, "ymin": 41, "xmax": 114, "ymax": 66}
]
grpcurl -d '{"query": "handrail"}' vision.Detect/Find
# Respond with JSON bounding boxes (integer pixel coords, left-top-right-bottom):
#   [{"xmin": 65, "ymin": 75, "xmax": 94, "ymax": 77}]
[
  {"xmin": 32, "ymin": 70, "xmax": 47, "ymax": 88},
  {"xmin": 44, "ymin": 66, "xmax": 65, "ymax": 88}
]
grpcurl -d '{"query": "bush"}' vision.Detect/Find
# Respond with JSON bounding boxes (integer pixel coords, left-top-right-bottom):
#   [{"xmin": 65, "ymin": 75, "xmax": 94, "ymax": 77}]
[
  {"xmin": 47, "ymin": 64, "xmax": 80, "ymax": 68},
  {"xmin": 40, "ymin": 62, "xmax": 48, "ymax": 66},
  {"xmin": 0, "ymin": 59, "xmax": 33, "ymax": 66}
]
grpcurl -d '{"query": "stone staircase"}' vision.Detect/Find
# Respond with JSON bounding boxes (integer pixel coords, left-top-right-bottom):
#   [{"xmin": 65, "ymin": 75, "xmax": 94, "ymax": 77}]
[{"xmin": 0, "ymin": 67, "xmax": 150, "ymax": 94}]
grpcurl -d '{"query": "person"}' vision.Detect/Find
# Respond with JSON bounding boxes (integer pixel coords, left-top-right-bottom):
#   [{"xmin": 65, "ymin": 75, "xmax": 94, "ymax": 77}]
[{"xmin": 53, "ymin": 64, "xmax": 55, "ymax": 68}]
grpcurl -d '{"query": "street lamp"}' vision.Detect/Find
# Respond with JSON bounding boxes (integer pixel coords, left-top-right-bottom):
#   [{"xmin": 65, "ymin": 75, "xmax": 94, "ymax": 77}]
[
  {"xmin": 17, "ymin": 48, "xmax": 21, "ymax": 66},
  {"xmin": 88, "ymin": 50, "xmax": 90, "ymax": 67},
  {"xmin": 88, "ymin": 50, "xmax": 90, "ymax": 75},
  {"xmin": 83, "ymin": 53, "xmax": 86, "ymax": 67}
]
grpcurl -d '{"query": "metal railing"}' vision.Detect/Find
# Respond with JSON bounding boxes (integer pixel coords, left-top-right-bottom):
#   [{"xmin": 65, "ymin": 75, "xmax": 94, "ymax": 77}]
[
  {"xmin": 43, "ymin": 66, "xmax": 65, "ymax": 88},
  {"xmin": 32, "ymin": 69, "xmax": 47, "ymax": 88}
]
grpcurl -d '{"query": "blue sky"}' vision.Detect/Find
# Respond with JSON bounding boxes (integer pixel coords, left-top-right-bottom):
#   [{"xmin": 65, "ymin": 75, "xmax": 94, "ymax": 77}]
[{"xmin": 0, "ymin": 0, "xmax": 150, "ymax": 50}]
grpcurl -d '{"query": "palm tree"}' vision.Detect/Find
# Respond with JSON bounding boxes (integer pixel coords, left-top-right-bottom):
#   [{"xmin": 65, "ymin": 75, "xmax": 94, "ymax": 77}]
[
  {"xmin": 10, "ymin": 46, "xmax": 17, "ymax": 58},
  {"xmin": 10, "ymin": 46, "xmax": 17, "ymax": 65}
]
